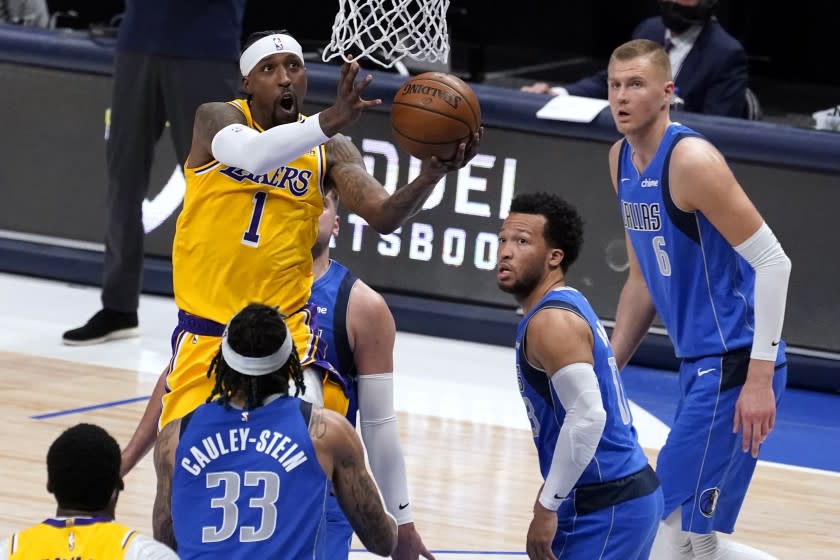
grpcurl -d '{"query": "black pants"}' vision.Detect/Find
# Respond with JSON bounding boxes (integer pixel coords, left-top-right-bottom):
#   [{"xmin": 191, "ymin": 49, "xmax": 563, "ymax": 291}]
[{"xmin": 102, "ymin": 51, "xmax": 239, "ymax": 312}]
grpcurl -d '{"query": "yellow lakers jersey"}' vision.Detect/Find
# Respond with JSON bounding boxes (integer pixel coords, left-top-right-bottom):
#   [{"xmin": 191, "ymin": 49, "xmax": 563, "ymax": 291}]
[
  {"xmin": 6, "ymin": 517, "xmax": 138, "ymax": 559},
  {"xmin": 173, "ymin": 99, "xmax": 327, "ymax": 326}
]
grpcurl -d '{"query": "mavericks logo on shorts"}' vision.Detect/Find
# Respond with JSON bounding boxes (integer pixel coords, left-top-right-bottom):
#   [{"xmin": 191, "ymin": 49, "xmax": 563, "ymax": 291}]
[{"xmin": 699, "ymin": 487, "xmax": 721, "ymax": 518}]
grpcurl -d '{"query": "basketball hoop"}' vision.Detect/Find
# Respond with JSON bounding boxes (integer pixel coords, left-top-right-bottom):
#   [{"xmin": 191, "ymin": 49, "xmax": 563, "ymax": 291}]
[{"xmin": 322, "ymin": 0, "xmax": 451, "ymax": 69}]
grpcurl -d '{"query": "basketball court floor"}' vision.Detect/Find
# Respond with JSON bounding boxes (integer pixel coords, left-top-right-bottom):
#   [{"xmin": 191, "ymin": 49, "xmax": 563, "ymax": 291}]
[{"xmin": 0, "ymin": 271, "xmax": 837, "ymax": 558}]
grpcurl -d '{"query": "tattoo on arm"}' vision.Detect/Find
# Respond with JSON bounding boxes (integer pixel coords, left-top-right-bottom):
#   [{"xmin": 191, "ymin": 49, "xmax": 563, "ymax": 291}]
[
  {"xmin": 196, "ymin": 102, "xmax": 247, "ymax": 144},
  {"xmin": 308, "ymin": 407, "xmax": 328, "ymax": 440},
  {"xmin": 326, "ymin": 134, "xmax": 439, "ymax": 232},
  {"xmin": 152, "ymin": 423, "xmax": 179, "ymax": 550},
  {"xmin": 334, "ymin": 454, "xmax": 395, "ymax": 555}
]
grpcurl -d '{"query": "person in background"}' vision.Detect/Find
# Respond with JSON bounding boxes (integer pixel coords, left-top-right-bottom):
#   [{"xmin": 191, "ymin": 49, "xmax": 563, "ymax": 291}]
[
  {"xmin": 522, "ymin": 0, "xmax": 748, "ymax": 118},
  {"xmin": 63, "ymin": 0, "xmax": 246, "ymax": 345}
]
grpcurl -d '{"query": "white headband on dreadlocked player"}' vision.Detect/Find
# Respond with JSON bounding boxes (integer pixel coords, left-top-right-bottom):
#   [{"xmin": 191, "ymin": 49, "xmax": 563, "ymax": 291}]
[
  {"xmin": 239, "ymin": 33, "xmax": 305, "ymax": 77},
  {"xmin": 220, "ymin": 321, "xmax": 294, "ymax": 376}
]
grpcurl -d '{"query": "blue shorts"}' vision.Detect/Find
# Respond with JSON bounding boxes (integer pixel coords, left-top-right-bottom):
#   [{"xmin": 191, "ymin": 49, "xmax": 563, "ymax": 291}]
[
  {"xmin": 553, "ymin": 488, "xmax": 663, "ymax": 558},
  {"xmin": 553, "ymin": 466, "xmax": 664, "ymax": 559},
  {"xmin": 656, "ymin": 346, "xmax": 787, "ymax": 534},
  {"xmin": 325, "ymin": 489, "xmax": 353, "ymax": 559}
]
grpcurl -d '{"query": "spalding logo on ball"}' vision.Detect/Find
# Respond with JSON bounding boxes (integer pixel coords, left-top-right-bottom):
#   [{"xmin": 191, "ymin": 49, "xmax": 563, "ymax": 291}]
[{"xmin": 391, "ymin": 72, "xmax": 481, "ymax": 161}]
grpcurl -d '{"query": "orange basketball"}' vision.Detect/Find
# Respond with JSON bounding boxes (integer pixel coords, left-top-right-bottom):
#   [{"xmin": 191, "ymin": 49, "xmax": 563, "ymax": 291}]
[{"xmin": 391, "ymin": 72, "xmax": 481, "ymax": 160}]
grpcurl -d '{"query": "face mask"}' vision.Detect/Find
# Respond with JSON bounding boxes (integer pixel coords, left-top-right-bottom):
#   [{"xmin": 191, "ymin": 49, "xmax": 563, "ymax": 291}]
[{"xmin": 659, "ymin": 0, "xmax": 716, "ymax": 34}]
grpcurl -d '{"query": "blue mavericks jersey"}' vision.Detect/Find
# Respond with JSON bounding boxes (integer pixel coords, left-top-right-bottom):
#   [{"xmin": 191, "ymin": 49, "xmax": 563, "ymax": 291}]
[
  {"xmin": 617, "ymin": 123, "xmax": 758, "ymax": 358},
  {"xmin": 309, "ymin": 259, "xmax": 359, "ymax": 425},
  {"xmin": 516, "ymin": 287, "xmax": 649, "ymax": 488},
  {"xmin": 172, "ymin": 397, "xmax": 329, "ymax": 559}
]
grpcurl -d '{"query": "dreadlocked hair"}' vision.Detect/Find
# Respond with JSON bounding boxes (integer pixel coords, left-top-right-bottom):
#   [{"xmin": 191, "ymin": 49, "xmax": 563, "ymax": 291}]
[{"xmin": 206, "ymin": 303, "xmax": 305, "ymax": 410}]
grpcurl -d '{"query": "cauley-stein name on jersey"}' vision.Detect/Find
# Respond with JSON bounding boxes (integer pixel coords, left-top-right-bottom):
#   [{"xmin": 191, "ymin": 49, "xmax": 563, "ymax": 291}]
[{"xmin": 180, "ymin": 427, "xmax": 309, "ymax": 476}]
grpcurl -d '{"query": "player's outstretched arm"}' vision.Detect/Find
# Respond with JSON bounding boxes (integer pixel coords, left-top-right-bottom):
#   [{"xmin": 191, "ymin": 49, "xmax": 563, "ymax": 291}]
[
  {"xmin": 152, "ymin": 420, "xmax": 180, "ymax": 550},
  {"xmin": 310, "ymin": 406, "xmax": 397, "ymax": 556},
  {"xmin": 326, "ymin": 129, "xmax": 482, "ymax": 233}
]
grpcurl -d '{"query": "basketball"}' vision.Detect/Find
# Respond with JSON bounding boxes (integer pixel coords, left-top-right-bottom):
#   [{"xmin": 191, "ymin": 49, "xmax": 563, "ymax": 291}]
[{"xmin": 391, "ymin": 72, "xmax": 481, "ymax": 160}]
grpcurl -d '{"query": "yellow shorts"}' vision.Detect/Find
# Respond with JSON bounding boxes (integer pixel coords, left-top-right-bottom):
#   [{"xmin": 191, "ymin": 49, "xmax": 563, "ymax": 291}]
[{"xmin": 160, "ymin": 309, "xmax": 349, "ymax": 430}]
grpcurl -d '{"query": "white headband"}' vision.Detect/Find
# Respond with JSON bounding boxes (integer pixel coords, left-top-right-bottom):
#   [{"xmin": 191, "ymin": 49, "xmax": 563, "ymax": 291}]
[
  {"xmin": 221, "ymin": 324, "xmax": 294, "ymax": 376},
  {"xmin": 240, "ymin": 33, "xmax": 304, "ymax": 77}
]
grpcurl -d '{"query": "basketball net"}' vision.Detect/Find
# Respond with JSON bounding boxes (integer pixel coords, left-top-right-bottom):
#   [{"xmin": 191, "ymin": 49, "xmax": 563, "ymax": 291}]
[{"xmin": 322, "ymin": 0, "xmax": 450, "ymax": 68}]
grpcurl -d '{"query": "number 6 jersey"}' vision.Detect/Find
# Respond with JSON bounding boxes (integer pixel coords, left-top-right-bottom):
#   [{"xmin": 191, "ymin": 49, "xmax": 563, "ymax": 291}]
[
  {"xmin": 172, "ymin": 397, "xmax": 329, "ymax": 559},
  {"xmin": 616, "ymin": 123, "xmax": 756, "ymax": 358}
]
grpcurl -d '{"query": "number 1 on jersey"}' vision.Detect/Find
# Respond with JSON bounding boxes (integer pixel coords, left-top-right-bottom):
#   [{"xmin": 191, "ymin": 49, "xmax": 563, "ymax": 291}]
[{"xmin": 243, "ymin": 191, "xmax": 268, "ymax": 247}]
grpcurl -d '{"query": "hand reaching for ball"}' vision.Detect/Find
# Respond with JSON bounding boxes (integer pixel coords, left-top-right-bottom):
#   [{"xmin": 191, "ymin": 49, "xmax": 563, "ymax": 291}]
[{"xmin": 419, "ymin": 127, "xmax": 484, "ymax": 178}]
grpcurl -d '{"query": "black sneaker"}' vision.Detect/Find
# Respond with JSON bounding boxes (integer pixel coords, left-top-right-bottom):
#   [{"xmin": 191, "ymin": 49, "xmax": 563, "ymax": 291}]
[{"xmin": 62, "ymin": 309, "xmax": 140, "ymax": 346}]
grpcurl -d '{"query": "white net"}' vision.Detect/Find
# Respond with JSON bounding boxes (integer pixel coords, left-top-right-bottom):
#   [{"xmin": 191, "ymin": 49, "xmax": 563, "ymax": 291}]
[{"xmin": 322, "ymin": 0, "xmax": 450, "ymax": 68}]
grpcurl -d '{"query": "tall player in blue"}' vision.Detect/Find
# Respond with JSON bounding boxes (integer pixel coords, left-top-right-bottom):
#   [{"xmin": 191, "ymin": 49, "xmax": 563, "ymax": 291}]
[
  {"xmin": 497, "ymin": 192, "xmax": 664, "ymax": 560},
  {"xmin": 607, "ymin": 39, "xmax": 791, "ymax": 560},
  {"xmin": 152, "ymin": 303, "xmax": 397, "ymax": 558},
  {"xmin": 309, "ymin": 184, "xmax": 433, "ymax": 559}
]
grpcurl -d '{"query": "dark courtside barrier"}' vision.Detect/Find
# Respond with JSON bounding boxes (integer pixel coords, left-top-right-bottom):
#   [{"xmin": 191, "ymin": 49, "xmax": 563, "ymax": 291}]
[{"xmin": 1, "ymin": 25, "xmax": 838, "ymax": 389}]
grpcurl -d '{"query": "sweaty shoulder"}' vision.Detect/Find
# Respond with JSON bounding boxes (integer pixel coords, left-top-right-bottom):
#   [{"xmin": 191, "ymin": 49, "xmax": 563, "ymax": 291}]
[
  {"xmin": 526, "ymin": 305, "xmax": 594, "ymax": 371},
  {"xmin": 669, "ymin": 136, "xmax": 735, "ymax": 210},
  {"xmin": 670, "ymin": 136, "xmax": 725, "ymax": 176},
  {"xmin": 348, "ymin": 280, "xmax": 389, "ymax": 322},
  {"xmin": 194, "ymin": 101, "xmax": 247, "ymax": 137}
]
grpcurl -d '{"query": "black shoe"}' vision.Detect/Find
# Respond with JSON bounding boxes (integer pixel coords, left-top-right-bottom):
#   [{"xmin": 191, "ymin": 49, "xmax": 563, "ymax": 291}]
[{"xmin": 62, "ymin": 309, "xmax": 139, "ymax": 346}]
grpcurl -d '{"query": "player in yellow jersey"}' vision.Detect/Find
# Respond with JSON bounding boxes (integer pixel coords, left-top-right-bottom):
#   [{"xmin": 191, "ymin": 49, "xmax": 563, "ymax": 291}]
[
  {"xmin": 120, "ymin": 27, "xmax": 480, "ymax": 542},
  {"xmin": 0, "ymin": 423, "xmax": 177, "ymax": 560}
]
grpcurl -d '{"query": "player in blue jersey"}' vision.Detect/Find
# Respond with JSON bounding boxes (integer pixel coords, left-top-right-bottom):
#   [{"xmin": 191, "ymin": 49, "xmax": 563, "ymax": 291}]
[
  {"xmin": 309, "ymin": 185, "xmax": 433, "ymax": 559},
  {"xmin": 152, "ymin": 303, "xmax": 397, "ymax": 558},
  {"xmin": 607, "ymin": 39, "xmax": 791, "ymax": 559},
  {"xmin": 497, "ymin": 191, "xmax": 663, "ymax": 560}
]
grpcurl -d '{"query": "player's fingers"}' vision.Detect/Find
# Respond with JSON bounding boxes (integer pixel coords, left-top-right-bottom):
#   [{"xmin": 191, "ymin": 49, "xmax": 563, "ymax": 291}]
[
  {"xmin": 732, "ymin": 406, "xmax": 741, "ymax": 434},
  {"xmin": 360, "ymin": 98, "xmax": 382, "ymax": 108},
  {"xmin": 353, "ymin": 73, "xmax": 374, "ymax": 94},
  {"xmin": 741, "ymin": 420, "xmax": 751, "ymax": 453},
  {"xmin": 751, "ymin": 421, "xmax": 762, "ymax": 458}
]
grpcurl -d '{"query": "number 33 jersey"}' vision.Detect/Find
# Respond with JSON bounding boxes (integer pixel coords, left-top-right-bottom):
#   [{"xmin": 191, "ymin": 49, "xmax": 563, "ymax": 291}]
[
  {"xmin": 173, "ymin": 98, "xmax": 327, "ymax": 330},
  {"xmin": 172, "ymin": 397, "xmax": 329, "ymax": 559},
  {"xmin": 617, "ymin": 123, "xmax": 756, "ymax": 359}
]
